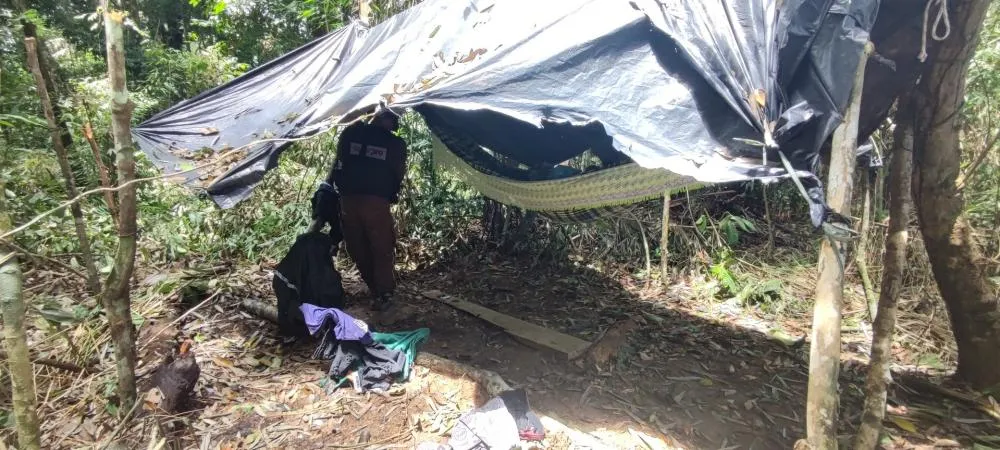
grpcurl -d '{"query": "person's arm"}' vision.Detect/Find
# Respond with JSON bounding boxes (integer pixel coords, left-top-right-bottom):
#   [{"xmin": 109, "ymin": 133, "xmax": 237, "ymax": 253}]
[
  {"xmin": 389, "ymin": 138, "xmax": 408, "ymax": 203},
  {"xmin": 326, "ymin": 122, "xmax": 360, "ymax": 185}
]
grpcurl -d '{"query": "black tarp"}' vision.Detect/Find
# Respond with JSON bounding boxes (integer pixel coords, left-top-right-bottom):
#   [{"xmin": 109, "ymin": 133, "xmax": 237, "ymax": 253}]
[{"xmin": 133, "ymin": 0, "xmax": 879, "ymax": 226}]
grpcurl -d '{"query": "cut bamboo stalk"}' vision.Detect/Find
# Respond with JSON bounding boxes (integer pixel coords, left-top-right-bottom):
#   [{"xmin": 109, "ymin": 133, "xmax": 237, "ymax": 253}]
[
  {"xmin": 100, "ymin": 4, "xmax": 140, "ymax": 411},
  {"xmin": 805, "ymin": 41, "xmax": 873, "ymax": 450}
]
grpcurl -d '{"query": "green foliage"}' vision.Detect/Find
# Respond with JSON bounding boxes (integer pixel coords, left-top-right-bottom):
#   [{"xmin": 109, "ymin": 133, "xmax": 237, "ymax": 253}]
[
  {"xmin": 695, "ymin": 211, "xmax": 757, "ymax": 248},
  {"xmin": 735, "ymin": 278, "xmax": 784, "ymax": 308},
  {"xmin": 718, "ymin": 213, "xmax": 756, "ymax": 246},
  {"xmin": 0, "ymin": 114, "xmax": 46, "ymax": 129},
  {"xmin": 708, "ymin": 249, "xmax": 740, "ymax": 295},
  {"xmin": 137, "ymin": 41, "xmax": 247, "ymax": 117},
  {"xmin": 295, "ymin": 0, "xmax": 353, "ymax": 34},
  {"xmin": 961, "ymin": 2, "xmax": 1000, "ymax": 262},
  {"xmin": 393, "ymin": 113, "xmax": 481, "ymax": 264},
  {"xmin": 1, "ymin": 0, "xmax": 482, "ymax": 273}
]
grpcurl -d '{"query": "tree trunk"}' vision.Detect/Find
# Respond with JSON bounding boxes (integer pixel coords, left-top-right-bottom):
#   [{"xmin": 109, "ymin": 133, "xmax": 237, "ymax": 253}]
[
  {"xmin": 101, "ymin": 5, "xmax": 139, "ymax": 411},
  {"xmin": 24, "ymin": 37, "xmax": 103, "ymax": 295},
  {"xmin": 1, "ymin": 184, "xmax": 42, "ymax": 450},
  {"xmin": 83, "ymin": 119, "xmax": 121, "ymax": 230},
  {"xmin": 17, "ymin": 7, "xmax": 73, "ymax": 152},
  {"xmin": 854, "ymin": 100, "xmax": 913, "ymax": 450},
  {"xmin": 856, "ymin": 167, "xmax": 876, "ymax": 321},
  {"xmin": 359, "ymin": 0, "xmax": 373, "ymax": 25},
  {"xmin": 660, "ymin": 191, "xmax": 671, "ymax": 283},
  {"xmin": 805, "ymin": 41, "xmax": 873, "ymax": 450},
  {"xmin": 911, "ymin": 0, "xmax": 999, "ymax": 391}
]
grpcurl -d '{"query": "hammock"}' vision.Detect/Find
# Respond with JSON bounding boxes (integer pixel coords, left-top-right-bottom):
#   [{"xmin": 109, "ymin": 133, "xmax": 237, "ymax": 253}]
[{"xmin": 430, "ymin": 133, "xmax": 707, "ymax": 221}]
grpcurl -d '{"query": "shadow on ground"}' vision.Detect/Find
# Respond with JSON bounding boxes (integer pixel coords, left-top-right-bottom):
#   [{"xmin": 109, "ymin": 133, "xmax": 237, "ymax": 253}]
[
  {"xmin": 117, "ymin": 250, "xmax": 994, "ymax": 450},
  {"xmin": 390, "ymin": 252, "xmax": 818, "ymax": 449}
]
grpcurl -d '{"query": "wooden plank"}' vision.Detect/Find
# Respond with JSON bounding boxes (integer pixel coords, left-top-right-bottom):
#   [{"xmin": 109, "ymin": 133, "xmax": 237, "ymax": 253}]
[{"xmin": 419, "ymin": 290, "xmax": 591, "ymax": 359}]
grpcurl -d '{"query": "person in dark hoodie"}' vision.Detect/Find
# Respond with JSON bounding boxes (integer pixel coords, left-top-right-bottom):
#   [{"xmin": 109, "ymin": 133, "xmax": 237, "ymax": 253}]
[{"xmin": 323, "ymin": 109, "xmax": 408, "ymax": 316}]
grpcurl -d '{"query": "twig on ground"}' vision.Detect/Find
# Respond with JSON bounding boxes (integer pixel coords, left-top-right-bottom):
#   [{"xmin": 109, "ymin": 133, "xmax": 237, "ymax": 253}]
[
  {"xmin": 99, "ymin": 396, "xmax": 143, "ymax": 450},
  {"xmin": 138, "ymin": 290, "xmax": 223, "ymax": 352},
  {"xmin": 0, "ymin": 238, "xmax": 87, "ymax": 280},
  {"xmin": 0, "ymin": 350, "xmax": 94, "ymax": 373},
  {"xmin": 325, "ymin": 427, "xmax": 415, "ymax": 449}
]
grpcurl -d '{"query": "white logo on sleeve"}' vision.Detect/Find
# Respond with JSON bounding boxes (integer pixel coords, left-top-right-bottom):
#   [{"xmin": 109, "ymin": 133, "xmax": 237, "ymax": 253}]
[
  {"xmin": 365, "ymin": 146, "xmax": 388, "ymax": 160},
  {"xmin": 349, "ymin": 142, "xmax": 362, "ymax": 155}
]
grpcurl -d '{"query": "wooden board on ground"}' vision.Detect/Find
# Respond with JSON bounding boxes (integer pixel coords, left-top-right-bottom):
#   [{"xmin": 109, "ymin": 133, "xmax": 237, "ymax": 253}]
[{"xmin": 419, "ymin": 289, "xmax": 591, "ymax": 360}]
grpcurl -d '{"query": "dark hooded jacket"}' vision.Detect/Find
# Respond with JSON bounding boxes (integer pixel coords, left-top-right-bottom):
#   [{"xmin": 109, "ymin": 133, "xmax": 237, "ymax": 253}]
[{"xmin": 273, "ymin": 231, "xmax": 345, "ymax": 338}]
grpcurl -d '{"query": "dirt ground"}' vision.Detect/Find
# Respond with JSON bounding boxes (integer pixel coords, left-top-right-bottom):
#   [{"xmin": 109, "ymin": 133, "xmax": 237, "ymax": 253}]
[{"xmin": 15, "ymin": 251, "xmax": 1000, "ymax": 449}]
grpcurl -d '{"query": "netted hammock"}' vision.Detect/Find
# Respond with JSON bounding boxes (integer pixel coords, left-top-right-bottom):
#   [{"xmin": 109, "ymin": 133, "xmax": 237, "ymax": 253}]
[{"xmin": 425, "ymin": 119, "xmax": 708, "ymax": 223}]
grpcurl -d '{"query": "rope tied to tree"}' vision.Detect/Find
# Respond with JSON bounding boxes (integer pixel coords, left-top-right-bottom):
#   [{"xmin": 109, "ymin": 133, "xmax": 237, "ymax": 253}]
[{"xmin": 919, "ymin": 0, "xmax": 952, "ymax": 62}]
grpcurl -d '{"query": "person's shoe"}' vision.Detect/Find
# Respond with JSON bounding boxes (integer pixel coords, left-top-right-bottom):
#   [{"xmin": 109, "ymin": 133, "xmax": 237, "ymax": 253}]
[
  {"xmin": 373, "ymin": 293, "xmax": 396, "ymax": 312},
  {"xmin": 375, "ymin": 293, "xmax": 407, "ymax": 326}
]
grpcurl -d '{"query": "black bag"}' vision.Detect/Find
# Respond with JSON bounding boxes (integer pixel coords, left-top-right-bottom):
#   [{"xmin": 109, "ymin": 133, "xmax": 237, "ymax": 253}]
[
  {"xmin": 273, "ymin": 231, "xmax": 345, "ymax": 338},
  {"xmin": 310, "ymin": 182, "xmax": 343, "ymax": 252}
]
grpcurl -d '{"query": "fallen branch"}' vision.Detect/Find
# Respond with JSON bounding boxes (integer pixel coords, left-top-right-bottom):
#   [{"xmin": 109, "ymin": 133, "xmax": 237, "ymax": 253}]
[
  {"xmin": 904, "ymin": 377, "xmax": 1000, "ymax": 423},
  {"xmin": 98, "ymin": 397, "xmax": 142, "ymax": 450},
  {"xmin": 0, "ymin": 238, "xmax": 87, "ymax": 280},
  {"xmin": 241, "ymin": 298, "xmax": 278, "ymax": 323},
  {"xmin": 138, "ymin": 290, "xmax": 222, "ymax": 352},
  {"xmin": 0, "ymin": 349, "xmax": 94, "ymax": 373}
]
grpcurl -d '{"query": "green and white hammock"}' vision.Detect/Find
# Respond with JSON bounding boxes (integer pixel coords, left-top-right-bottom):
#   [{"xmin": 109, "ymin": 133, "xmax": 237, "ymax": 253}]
[{"xmin": 430, "ymin": 134, "xmax": 708, "ymax": 222}]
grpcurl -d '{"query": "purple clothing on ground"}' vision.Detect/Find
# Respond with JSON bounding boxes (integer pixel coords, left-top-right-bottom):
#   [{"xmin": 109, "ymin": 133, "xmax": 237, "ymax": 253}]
[{"xmin": 299, "ymin": 303, "xmax": 372, "ymax": 344}]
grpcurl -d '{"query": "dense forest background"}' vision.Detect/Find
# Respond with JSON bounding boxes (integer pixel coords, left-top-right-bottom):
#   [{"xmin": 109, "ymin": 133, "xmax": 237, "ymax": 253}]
[{"xmin": 2, "ymin": 0, "xmax": 999, "ymax": 447}]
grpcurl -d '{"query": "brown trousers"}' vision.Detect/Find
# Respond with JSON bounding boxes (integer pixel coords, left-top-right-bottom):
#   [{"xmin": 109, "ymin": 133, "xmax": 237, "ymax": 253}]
[{"xmin": 340, "ymin": 195, "xmax": 396, "ymax": 297}]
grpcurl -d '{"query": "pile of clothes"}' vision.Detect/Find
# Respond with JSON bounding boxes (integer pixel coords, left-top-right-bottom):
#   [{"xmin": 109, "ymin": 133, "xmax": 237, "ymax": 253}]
[
  {"xmin": 300, "ymin": 303, "xmax": 429, "ymax": 392},
  {"xmin": 419, "ymin": 388, "xmax": 546, "ymax": 450}
]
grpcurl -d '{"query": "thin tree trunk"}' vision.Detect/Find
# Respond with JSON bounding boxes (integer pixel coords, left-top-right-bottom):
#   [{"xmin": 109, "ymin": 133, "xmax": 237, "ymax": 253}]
[
  {"xmin": 83, "ymin": 119, "xmax": 120, "ymax": 229},
  {"xmin": 763, "ymin": 183, "xmax": 775, "ymax": 255},
  {"xmin": 638, "ymin": 218, "xmax": 652, "ymax": 284},
  {"xmin": 1, "ymin": 184, "xmax": 42, "ymax": 450},
  {"xmin": 16, "ymin": 4, "xmax": 72, "ymax": 152},
  {"xmin": 911, "ymin": 0, "xmax": 999, "ymax": 391},
  {"xmin": 359, "ymin": 0, "xmax": 372, "ymax": 25},
  {"xmin": 101, "ymin": 5, "xmax": 139, "ymax": 411},
  {"xmin": 24, "ymin": 37, "xmax": 102, "ymax": 295},
  {"xmin": 854, "ymin": 100, "xmax": 913, "ymax": 450},
  {"xmin": 660, "ymin": 191, "xmax": 671, "ymax": 283},
  {"xmin": 805, "ymin": 41, "xmax": 873, "ymax": 450},
  {"xmin": 856, "ymin": 168, "xmax": 876, "ymax": 321}
]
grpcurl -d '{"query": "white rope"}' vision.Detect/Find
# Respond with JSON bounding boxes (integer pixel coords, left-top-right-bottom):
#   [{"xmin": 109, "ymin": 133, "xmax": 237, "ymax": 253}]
[{"xmin": 919, "ymin": 0, "xmax": 952, "ymax": 62}]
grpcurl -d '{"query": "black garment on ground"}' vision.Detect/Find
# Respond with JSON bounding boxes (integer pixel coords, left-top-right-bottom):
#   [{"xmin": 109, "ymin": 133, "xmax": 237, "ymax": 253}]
[
  {"xmin": 499, "ymin": 389, "xmax": 545, "ymax": 441},
  {"xmin": 273, "ymin": 231, "xmax": 345, "ymax": 338},
  {"xmin": 329, "ymin": 121, "xmax": 407, "ymax": 203},
  {"xmin": 449, "ymin": 388, "xmax": 546, "ymax": 449},
  {"xmin": 310, "ymin": 181, "xmax": 344, "ymax": 249},
  {"xmin": 312, "ymin": 322, "xmax": 406, "ymax": 392}
]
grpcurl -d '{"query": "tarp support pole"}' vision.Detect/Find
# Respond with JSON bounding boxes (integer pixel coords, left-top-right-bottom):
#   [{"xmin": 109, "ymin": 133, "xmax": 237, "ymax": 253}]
[
  {"xmin": 660, "ymin": 190, "xmax": 671, "ymax": 284},
  {"xmin": 359, "ymin": 0, "xmax": 372, "ymax": 26},
  {"xmin": 804, "ymin": 41, "xmax": 873, "ymax": 450}
]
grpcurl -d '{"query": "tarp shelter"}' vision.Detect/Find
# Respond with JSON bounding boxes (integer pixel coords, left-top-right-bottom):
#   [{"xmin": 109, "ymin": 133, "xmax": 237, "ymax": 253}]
[{"xmin": 132, "ymin": 0, "xmax": 879, "ymax": 226}]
